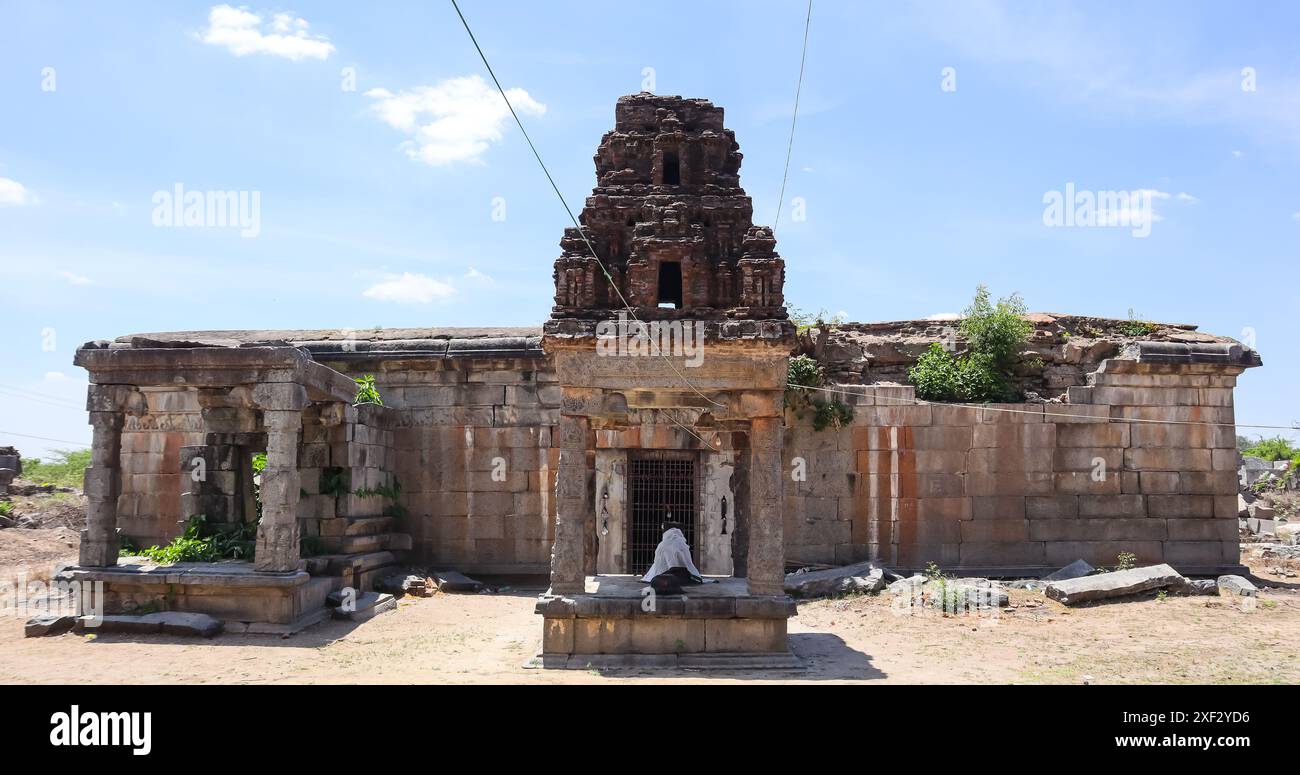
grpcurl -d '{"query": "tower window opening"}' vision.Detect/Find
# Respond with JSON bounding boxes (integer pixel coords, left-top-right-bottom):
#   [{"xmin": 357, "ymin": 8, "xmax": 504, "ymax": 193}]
[
  {"xmin": 662, "ymin": 151, "xmax": 680, "ymax": 185},
  {"xmin": 657, "ymin": 261, "xmax": 683, "ymax": 308}
]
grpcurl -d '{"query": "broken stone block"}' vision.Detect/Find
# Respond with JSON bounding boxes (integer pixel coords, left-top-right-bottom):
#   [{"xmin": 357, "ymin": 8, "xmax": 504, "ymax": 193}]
[
  {"xmin": 330, "ymin": 591, "xmax": 396, "ymax": 621},
  {"xmin": 376, "ymin": 573, "xmax": 431, "ymax": 597},
  {"xmin": 1173, "ymin": 578, "xmax": 1218, "ymax": 596},
  {"xmin": 1279, "ymin": 523, "xmax": 1300, "ymax": 545},
  {"xmin": 1249, "ymin": 502, "xmax": 1276, "ymax": 520},
  {"xmin": 432, "ymin": 570, "xmax": 485, "ymax": 593},
  {"xmin": 25, "ymin": 614, "xmax": 76, "ymax": 637},
  {"xmin": 1045, "ymin": 564, "xmax": 1185, "ymax": 605},
  {"xmin": 1043, "ymin": 559, "xmax": 1095, "ymax": 582},
  {"xmin": 1216, "ymin": 575, "xmax": 1257, "ymax": 598},
  {"xmin": 73, "ymin": 612, "xmax": 223, "ymax": 637},
  {"xmin": 923, "ymin": 578, "xmax": 1009, "ymax": 608},
  {"xmin": 147, "ymin": 612, "xmax": 223, "ymax": 638},
  {"xmin": 783, "ymin": 560, "xmax": 886, "ymax": 598}
]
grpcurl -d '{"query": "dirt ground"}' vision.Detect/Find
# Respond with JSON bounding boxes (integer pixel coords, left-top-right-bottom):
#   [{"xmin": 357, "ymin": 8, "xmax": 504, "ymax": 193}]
[{"xmin": 2, "ymin": 563, "xmax": 1298, "ymax": 685}]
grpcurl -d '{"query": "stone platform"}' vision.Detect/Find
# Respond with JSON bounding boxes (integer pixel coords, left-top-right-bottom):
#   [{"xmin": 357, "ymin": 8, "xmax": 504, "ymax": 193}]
[
  {"xmin": 532, "ymin": 576, "xmax": 802, "ymax": 669},
  {"xmin": 59, "ymin": 559, "xmax": 341, "ymax": 634}
]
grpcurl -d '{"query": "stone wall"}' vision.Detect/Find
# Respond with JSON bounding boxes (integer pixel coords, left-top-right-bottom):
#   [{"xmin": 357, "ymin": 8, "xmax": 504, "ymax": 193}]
[
  {"xmin": 89, "ymin": 322, "xmax": 1257, "ymax": 578},
  {"xmin": 117, "ymin": 387, "xmax": 205, "ymax": 546},
  {"xmin": 781, "ymin": 359, "xmax": 1244, "ymax": 574},
  {"xmin": 335, "ymin": 356, "xmax": 561, "ymax": 574}
]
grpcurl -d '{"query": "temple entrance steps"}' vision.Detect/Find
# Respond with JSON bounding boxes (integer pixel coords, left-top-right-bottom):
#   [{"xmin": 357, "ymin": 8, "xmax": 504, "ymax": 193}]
[{"xmin": 304, "ymin": 516, "xmax": 413, "ymax": 592}]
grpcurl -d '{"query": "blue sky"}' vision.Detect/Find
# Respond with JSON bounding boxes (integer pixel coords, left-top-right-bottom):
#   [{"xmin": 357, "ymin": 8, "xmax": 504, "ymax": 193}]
[{"xmin": 1, "ymin": 0, "xmax": 1297, "ymax": 459}]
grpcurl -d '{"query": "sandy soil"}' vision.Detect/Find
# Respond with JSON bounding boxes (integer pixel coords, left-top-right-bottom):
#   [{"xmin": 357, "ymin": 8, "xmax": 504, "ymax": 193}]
[
  {"xmin": 0, "ymin": 527, "xmax": 80, "ymax": 586},
  {"xmin": 2, "ymin": 571, "xmax": 1297, "ymax": 685}
]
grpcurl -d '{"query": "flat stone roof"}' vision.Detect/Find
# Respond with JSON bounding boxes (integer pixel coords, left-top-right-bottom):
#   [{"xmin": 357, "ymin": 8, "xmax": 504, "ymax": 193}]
[{"xmin": 92, "ymin": 327, "xmax": 546, "ymax": 360}]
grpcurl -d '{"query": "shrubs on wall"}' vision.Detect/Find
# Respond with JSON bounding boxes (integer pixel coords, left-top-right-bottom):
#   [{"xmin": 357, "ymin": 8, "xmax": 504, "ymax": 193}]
[
  {"xmin": 909, "ymin": 285, "xmax": 1034, "ymax": 403},
  {"xmin": 785, "ymin": 354, "xmax": 854, "ymax": 430}
]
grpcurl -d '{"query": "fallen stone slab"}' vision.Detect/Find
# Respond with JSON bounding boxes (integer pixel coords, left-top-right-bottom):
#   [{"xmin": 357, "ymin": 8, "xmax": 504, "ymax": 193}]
[
  {"xmin": 923, "ymin": 578, "xmax": 1010, "ymax": 608},
  {"xmin": 784, "ymin": 561, "xmax": 887, "ymax": 598},
  {"xmin": 887, "ymin": 574, "xmax": 925, "ymax": 595},
  {"xmin": 1044, "ymin": 559, "xmax": 1095, "ymax": 582},
  {"xmin": 431, "ymin": 570, "xmax": 485, "ymax": 593},
  {"xmin": 1277, "ymin": 523, "xmax": 1300, "ymax": 545},
  {"xmin": 150, "ymin": 612, "xmax": 224, "ymax": 637},
  {"xmin": 73, "ymin": 612, "xmax": 223, "ymax": 637},
  {"xmin": 1216, "ymin": 575, "xmax": 1257, "ymax": 598},
  {"xmin": 1174, "ymin": 578, "xmax": 1218, "ymax": 596},
  {"xmin": 25, "ymin": 614, "xmax": 76, "ymax": 638},
  {"xmin": 1045, "ymin": 564, "xmax": 1185, "ymax": 605},
  {"xmin": 376, "ymin": 573, "xmax": 430, "ymax": 596},
  {"xmin": 330, "ymin": 591, "xmax": 396, "ymax": 621},
  {"xmin": 1007, "ymin": 579, "xmax": 1046, "ymax": 591}
]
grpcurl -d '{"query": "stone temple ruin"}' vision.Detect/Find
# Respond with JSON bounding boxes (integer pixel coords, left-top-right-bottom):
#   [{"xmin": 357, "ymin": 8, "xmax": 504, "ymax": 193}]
[{"xmin": 63, "ymin": 94, "xmax": 1261, "ymax": 662}]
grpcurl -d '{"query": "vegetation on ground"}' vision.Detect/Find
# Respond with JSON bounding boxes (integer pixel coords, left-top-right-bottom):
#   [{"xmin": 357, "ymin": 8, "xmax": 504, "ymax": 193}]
[
  {"xmin": 121, "ymin": 514, "xmax": 257, "ymax": 564},
  {"xmin": 20, "ymin": 448, "xmax": 91, "ymax": 489}
]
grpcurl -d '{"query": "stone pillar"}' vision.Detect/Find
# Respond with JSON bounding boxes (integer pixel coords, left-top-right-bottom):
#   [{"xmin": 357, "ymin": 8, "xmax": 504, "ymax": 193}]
[
  {"xmin": 551, "ymin": 413, "xmax": 590, "ymax": 594},
  {"xmin": 254, "ymin": 410, "xmax": 302, "ymax": 572},
  {"xmin": 80, "ymin": 410, "xmax": 125, "ymax": 566},
  {"xmin": 745, "ymin": 416, "xmax": 784, "ymax": 596},
  {"xmin": 252, "ymin": 383, "xmax": 306, "ymax": 573}
]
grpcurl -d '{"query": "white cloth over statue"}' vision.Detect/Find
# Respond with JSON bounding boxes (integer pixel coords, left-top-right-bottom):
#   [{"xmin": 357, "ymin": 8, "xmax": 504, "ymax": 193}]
[{"xmin": 640, "ymin": 527, "xmax": 703, "ymax": 581}]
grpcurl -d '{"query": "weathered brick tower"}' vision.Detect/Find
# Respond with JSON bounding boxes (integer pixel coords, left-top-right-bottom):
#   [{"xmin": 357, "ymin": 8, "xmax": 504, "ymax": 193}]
[
  {"xmin": 537, "ymin": 94, "xmax": 800, "ymax": 668},
  {"xmin": 550, "ymin": 93, "xmax": 787, "ymax": 321}
]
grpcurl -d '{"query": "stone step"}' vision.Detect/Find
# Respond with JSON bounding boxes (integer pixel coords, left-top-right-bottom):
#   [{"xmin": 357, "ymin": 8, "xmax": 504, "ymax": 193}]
[
  {"xmin": 328, "ymin": 591, "xmax": 397, "ymax": 622},
  {"xmin": 322, "ymin": 550, "xmax": 398, "ymax": 577},
  {"xmin": 320, "ymin": 532, "xmax": 412, "ymax": 555},
  {"xmin": 318, "ymin": 516, "xmax": 395, "ymax": 538}
]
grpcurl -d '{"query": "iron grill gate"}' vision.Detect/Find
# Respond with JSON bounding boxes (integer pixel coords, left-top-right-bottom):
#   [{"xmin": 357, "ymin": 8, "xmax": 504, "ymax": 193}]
[{"xmin": 626, "ymin": 451, "xmax": 701, "ymax": 576}]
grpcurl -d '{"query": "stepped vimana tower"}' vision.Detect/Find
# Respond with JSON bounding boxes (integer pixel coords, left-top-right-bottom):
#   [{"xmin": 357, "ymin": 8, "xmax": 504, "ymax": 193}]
[{"xmin": 550, "ymin": 93, "xmax": 787, "ymax": 320}]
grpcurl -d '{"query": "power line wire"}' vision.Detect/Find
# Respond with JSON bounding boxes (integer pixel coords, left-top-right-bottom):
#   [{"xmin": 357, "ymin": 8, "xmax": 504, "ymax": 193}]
[
  {"xmin": 0, "ymin": 430, "xmax": 90, "ymax": 447},
  {"xmin": 773, "ymin": 0, "xmax": 812, "ymax": 230},
  {"xmin": 0, "ymin": 388, "xmax": 83, "ymax": 411}
]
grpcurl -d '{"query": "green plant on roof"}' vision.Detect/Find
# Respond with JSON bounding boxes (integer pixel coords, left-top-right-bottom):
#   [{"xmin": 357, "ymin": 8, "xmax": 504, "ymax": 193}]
[
  {"xmin": 354, "ymin": 375, "xmax": 384, "ymax": 406},
  {"xmin": 909, "ymin": 285, "xmax": 1033, "ymax": 403}
]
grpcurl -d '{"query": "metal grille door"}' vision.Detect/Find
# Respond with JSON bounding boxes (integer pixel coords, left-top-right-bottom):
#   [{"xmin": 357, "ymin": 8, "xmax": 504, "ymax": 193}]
[{"xmin": 626, "ymin": 451, "xmax": 699, "ymax": 576}]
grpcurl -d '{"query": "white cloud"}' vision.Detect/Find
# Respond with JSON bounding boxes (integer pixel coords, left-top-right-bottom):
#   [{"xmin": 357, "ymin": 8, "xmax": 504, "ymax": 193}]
[
  {"xmin": 200, "ymin": 5, "xmax": 335, "ymax": 61},
  {"xmin": 1176, "ymin": 192, "xmax": 1199, "ymax": 204},
  {"xmin": 362, "ymin": 272, "xmax": 455, "ymax": 303},
  {"xmin": 926, "ymin": 312, "xmax": 962, "ymax": 321},
  {"xmin": 60, "ymin": 270, "xmax": 93, "ymax": 286},
  {"xmin": 464, "ymin": 267, "xmax": 495, "ymax": 283},
  {"xmin": 1231, "ymin": 149, "xmax": 1245, "ymax": 158},
  {"xmin": 0, "ymin": 177, "xmax": 31, "ymax": 206},
  {"xmin": 44, "ymin": 371, "xmax": 68, "ymax": 382},
  {"xmin": 365, "ymin": 75, "xmax": 545, "ymax": 165}
]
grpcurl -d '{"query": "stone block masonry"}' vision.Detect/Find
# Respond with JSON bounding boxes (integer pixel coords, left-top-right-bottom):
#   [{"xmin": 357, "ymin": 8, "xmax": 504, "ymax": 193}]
[
  {"xmin": 782, "ymin": 344, "xmax": 1258, "ymax": 575},
  {"xmin": 86, "ymin": 328, "xmax": 1257, "ymax": 578}
]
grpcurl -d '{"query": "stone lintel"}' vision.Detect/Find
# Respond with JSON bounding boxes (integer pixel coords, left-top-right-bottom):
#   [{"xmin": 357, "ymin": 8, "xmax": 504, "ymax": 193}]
[{"xmin": 74, "ymin": 346, "xmax": 357, "ymax": 404}]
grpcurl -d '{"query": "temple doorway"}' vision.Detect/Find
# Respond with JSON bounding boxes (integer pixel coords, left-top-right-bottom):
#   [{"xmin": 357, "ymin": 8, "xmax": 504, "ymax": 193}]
[{"xmin": 626, "ymin": 450, "xmax": 699, "ymax": 576}]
